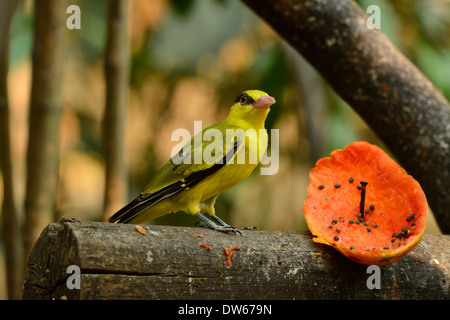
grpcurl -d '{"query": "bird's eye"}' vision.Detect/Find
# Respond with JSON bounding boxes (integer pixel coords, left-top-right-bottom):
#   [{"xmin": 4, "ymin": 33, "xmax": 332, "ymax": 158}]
[{"xmin": 234, "ymin": 93, "xmax": 254, "ymax": 105}]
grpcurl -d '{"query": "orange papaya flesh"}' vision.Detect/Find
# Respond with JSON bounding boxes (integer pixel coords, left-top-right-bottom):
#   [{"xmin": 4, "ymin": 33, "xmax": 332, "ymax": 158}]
[{"xmin": 303, "ymin": 141, "xmax": 427, "ymax": 265}]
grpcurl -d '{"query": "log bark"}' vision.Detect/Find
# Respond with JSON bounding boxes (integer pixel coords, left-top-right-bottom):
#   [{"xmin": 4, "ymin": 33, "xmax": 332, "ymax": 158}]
[
  {"xmin": 23, "ymin": 220, "xmax": 449, "ymax": 300},
  {"xmin": 241, "ymin": 0, "xmax": 450, "ymax": 233}
]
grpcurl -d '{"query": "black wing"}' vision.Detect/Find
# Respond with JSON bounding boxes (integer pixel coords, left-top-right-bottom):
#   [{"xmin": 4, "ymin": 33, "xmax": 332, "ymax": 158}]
[{"xmin": 108, "ymin": 141, "xmax": 239, "ymax": 223}]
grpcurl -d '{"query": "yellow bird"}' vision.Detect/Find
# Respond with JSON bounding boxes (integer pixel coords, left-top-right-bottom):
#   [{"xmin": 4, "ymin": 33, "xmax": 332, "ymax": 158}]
[{"xmin": 108, "ymin": 90, "xmax": 276, "ymax": 233}]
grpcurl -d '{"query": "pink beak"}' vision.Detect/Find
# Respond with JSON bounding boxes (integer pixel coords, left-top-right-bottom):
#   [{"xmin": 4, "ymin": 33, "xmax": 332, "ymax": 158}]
[{"xmin": 252, "ymin": 95, "xmax": 276, "ymax": 109}]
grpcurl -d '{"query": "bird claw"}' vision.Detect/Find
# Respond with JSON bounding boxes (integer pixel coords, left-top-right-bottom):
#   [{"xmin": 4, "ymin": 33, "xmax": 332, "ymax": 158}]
[
  {"xmin": 195, "ymin": 213, "xmax": 242, "ymax": 235},
  {"xmin": 195, "ymin": 221, "xmax": 242, "ymax": 235}
]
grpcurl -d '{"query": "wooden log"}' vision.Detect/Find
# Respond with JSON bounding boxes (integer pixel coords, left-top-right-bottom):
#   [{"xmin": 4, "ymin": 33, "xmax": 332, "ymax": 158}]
[{"xmin": 23, "ymin": 219, "xmax": 449, "ymax": 300}]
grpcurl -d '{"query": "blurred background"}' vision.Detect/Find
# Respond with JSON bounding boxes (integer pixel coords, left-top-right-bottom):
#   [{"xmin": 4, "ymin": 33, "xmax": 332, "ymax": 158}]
[{"xmin": 0, "ymin": 0, "xmax": 449, "ymax": 299}]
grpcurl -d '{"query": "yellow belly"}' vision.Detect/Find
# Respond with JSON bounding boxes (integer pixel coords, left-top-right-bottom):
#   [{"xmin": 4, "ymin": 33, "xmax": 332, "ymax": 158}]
[
  {"xmin": 129, "ymin": 162, "xmax": 258, "ymax": 224},
  {"xmin": 129, "ymin": 126, "xmax": 268, "ymax": 224}
]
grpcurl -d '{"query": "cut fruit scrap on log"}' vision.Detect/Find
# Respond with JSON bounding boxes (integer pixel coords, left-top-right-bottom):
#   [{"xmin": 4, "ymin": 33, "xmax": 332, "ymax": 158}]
[
  {"xmin": 23, "ymin": 219, "xmax": 449, "ymax": 300},
  {"xmin": 303, "ymin": 141, "xmax": 428, "ymax": 266}
]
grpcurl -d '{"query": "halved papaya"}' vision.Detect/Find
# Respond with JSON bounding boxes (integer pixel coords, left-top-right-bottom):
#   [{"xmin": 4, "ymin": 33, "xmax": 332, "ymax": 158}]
[{"xmin": 302, "ymin": 141, "xmax": 427, "ymax": 265}]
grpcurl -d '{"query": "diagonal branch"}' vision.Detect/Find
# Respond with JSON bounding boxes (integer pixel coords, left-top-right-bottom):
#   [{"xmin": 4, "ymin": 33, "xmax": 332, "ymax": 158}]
[{"xmin": 242, "ymin": 0, "xmax": 450, "ymax": 233}]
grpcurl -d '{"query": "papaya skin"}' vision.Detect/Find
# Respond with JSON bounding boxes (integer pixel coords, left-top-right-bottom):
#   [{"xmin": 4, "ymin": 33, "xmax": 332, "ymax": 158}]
[{"xmin": 303, "ymin": 141, "xmax": 427, "ymax": 266}]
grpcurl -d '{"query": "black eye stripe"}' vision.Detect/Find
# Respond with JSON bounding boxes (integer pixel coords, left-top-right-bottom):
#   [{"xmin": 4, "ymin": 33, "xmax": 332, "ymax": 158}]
[{"xmin": 234, "ymin": 93, "xmax": 255, "ymax": 105}]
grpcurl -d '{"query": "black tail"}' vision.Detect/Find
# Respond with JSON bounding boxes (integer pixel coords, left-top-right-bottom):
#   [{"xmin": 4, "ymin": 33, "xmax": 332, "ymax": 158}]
[
  {"xmin": 108, "ymin": 184, "xmax": 183, "ymax": 223},
  {"xmin": 108, "ymin": 196, "xmax": 149, "ymax": 223}
]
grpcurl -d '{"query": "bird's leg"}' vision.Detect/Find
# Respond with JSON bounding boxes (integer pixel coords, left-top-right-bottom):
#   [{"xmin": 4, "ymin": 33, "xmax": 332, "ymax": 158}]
[
  {"xmin": 195, "ymin": 213, "xmax": 241, "ymax": 235},
  {"xmin": 210, "ymin": 215, "xmax": 231, "ymax": 227}
]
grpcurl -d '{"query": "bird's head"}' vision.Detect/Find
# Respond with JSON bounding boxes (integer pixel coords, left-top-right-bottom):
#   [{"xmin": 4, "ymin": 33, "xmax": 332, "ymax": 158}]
[{"xmin": 227, "ymin": 90, "xmax": 276, "ymax": 126}]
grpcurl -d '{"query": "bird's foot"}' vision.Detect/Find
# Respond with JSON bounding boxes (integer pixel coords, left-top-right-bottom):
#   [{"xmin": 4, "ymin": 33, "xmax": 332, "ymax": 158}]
[
  {"xmin": 212, "ymin": 215, "xmax": 259, "ymax": 231},
  {"xmin": 195, "ymin": 213, "xmax": 242, "ymax": 235},
  {"xmin": 240, "ymin": 226, "xmax": 260, "ymax": 231},
  {"xmin": 196, "ymin": 222, "xmax": 242, "ymax": 235}
]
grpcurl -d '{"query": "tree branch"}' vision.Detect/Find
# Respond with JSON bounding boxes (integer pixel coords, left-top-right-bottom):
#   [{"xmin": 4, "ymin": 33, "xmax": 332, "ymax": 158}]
[
  {"xmin": 102, "ymin": 0, "xmax": 129, "ymax": 221},
  {"xmin": 0, "ymin": 0, "xmax": 22, "ymax": 300},
  {"xmin": 242, "ymin": 0, "xmax": 450, "ymax": 233},
  {"xmin": 25, "ymin": 0, "xmax": 65, "ymax": 259}
]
